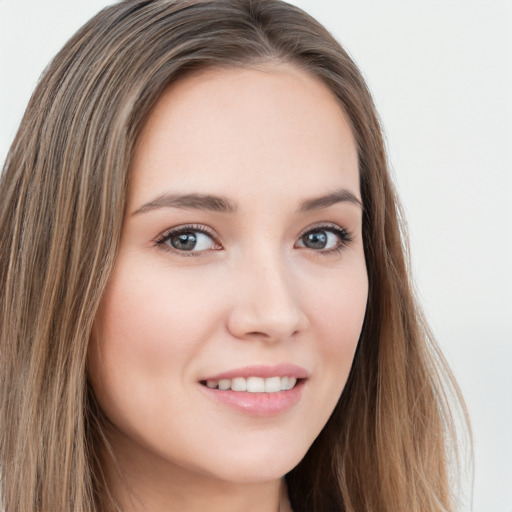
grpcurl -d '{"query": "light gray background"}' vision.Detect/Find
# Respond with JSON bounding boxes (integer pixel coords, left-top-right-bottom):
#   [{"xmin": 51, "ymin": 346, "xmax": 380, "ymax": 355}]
[{"xmin": 1, "ymin": 1, "xmax": 511, "ymax": 510}]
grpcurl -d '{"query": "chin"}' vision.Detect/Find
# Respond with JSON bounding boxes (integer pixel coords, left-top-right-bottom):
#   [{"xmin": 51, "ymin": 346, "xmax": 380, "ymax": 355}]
[{"xmin": 198, "ymin": 441, "xmax": 308, "ymax": 484}]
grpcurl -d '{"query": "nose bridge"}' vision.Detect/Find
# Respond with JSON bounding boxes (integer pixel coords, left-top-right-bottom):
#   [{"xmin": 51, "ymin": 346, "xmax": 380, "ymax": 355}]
[{"xmin": 227, "ymin": 242, "xmax": 307, "ymax": 341}]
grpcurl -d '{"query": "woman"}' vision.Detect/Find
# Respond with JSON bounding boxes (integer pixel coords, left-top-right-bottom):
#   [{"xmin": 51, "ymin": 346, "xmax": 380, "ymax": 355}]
[{"xmin": 0, "ymin": 1, "xmax": 469, "ymax": 511}]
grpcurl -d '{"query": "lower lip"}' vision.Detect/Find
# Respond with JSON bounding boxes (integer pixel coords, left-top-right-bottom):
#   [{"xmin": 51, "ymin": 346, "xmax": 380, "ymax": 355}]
[{"xmin": 200, "ymin": 380, "xmax": 305, "ymax": 417}]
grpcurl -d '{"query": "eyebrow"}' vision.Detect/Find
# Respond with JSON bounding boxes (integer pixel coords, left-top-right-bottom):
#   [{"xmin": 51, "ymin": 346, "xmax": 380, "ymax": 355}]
[
  {"xmin": 298, "ymin": 188, "xmax": 363, "ymax": 212},
  {"xmin": 133, "ymin": 193, "xmax": 238, "ymax": 215},
  {"xmin": 133, "ymin": 188, "xmax": 362, "ymax": 215}
]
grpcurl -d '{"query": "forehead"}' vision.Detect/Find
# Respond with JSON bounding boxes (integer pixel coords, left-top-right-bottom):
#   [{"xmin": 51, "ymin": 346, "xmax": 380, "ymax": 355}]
[{"xmin": 129, "ymin": 64, "xmax": 359, "ymax": 208}]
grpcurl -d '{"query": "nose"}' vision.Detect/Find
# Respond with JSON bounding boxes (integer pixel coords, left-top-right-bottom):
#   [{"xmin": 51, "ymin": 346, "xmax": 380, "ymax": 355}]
[{"xmin": 226, "ymin": 251, "xmax": 309, "ymax": 342}]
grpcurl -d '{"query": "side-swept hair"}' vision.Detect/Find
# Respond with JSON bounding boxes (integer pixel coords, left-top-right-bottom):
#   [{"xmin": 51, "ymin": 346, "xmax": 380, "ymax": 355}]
[{"xmin": 0, "ymin": 1, "xmax": 469, "ymax": 511}]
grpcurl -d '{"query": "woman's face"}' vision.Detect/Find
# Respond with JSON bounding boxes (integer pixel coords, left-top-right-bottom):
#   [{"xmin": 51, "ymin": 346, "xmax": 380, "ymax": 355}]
[{"xmin": 89, "ymin": 65, "xmax": 368, "ymax": 487}]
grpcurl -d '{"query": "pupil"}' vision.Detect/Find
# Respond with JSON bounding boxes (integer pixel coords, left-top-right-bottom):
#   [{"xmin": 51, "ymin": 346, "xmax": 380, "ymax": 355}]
[
  {"xmin": 305, "ymin": 231, "xmax": 327, "ymax": 249},
  {"xmin": 172, "ymin": 232, "xmax": 197, "ymax": 250}
]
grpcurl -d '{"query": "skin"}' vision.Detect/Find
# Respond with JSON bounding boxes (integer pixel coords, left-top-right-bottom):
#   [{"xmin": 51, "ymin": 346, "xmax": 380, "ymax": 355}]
[{"xmin": 89, "ymin": 63, "xmax": 368, "ymax": 512}]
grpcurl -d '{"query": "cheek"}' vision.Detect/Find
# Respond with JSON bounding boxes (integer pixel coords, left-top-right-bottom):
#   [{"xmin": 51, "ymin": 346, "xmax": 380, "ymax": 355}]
[
  {"xmin": 301, "ymin": 263, "xmax": 368, "ymax": 409},
  {"xmin": 306, "ymin": 262, "xmax": 368, "ymax": 349},
  {"xmin": 94, "ymin": 262, "xmax": 216, "ymax": 355},
  {"xmin": 87, "ymin": 263, "xmax": 220, "ymax": 419}
]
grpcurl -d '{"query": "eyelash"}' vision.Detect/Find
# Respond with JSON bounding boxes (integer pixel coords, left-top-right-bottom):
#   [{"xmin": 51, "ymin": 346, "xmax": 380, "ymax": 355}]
[
  {"xmin": 299, "ymin": 223, "xmax": 353, "ymax": 255},
  {"xmin": 154, "ymin": 223, "xmax": 353, "ymax": 256},
  {"xmin": 155, "ymin": 224, "xmax": 220, "ymax": 257}
]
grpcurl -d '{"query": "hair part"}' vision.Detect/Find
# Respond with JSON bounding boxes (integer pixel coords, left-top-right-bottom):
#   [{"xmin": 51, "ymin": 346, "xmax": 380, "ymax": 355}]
[{"xmin": 0, "ymin": 1, "xmax": 470, "ymax": 511}]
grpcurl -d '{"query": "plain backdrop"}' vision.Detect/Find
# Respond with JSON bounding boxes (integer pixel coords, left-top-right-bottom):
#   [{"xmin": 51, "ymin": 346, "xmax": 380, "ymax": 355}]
[{"xmin": 1, "ymin": 1, "xmax": 511, "ymax": 511}]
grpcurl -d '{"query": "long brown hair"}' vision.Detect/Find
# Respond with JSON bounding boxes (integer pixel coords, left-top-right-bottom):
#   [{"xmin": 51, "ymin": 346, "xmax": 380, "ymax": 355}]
[{"xmin": 0, "ymin": 1, "xmax": 469, "ymax": 511}]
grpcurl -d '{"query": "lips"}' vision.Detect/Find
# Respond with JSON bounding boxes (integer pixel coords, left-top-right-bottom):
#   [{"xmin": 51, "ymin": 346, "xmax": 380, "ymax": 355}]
[
  {"xmin": 200, "ymin": 363, "xmax": 309, "ymax": 382},
  {"xmin": 199, "ymin": 364, "xmax": 308, "ymax": 416}
]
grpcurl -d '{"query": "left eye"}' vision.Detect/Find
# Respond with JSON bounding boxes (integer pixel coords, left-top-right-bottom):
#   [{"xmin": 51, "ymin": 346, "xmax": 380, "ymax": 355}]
[
  {"xmin": 159, "ymin": 230, "xmax": 217, "ymax": 252},
  {"xmin": 296, "ymin": 228, "xmax": 346, "ymax": 251}
]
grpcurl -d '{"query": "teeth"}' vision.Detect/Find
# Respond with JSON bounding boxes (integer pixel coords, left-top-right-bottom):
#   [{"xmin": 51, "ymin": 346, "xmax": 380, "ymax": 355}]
[
  {"xmin": 264, "ymin": 376, "xmax": 281, "ymax": 393},
  {"xmin": 231, "ymin": 377, "xmax": 247, "ymax": 391},
  {"xmin": 204, "ymin": 376, "xmax": 298, "ymax": 393},
  {"xmin": 218, "ymin": 379, "xmax": 231, "ymax": 391},
  {"xmin": 286, "ymin": 377, "xmax": 297, "ymax": 390},
  {"xmin": 247, "ymin": 376, "xmax": 265, "ymax": 392}
]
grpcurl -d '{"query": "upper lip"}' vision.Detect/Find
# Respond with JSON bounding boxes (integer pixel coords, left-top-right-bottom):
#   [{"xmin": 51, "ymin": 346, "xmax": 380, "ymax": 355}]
[{"xmin": 201, "ymin": 363, "xmax": 309, "ymax": 381}]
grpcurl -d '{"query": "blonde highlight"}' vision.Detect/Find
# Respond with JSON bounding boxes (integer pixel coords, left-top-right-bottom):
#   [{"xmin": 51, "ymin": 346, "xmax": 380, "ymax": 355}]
[{"xmin": 0, "ymin": 1, "xmax": 470, "ymax": 511}]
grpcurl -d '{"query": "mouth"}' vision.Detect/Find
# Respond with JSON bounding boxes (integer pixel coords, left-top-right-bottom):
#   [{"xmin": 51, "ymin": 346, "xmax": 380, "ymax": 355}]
[
  {"xmin": 198, "ymin": 364, "xmax": 308, "ymax": 416},
  {"xmin": 200, "ymin": 376, "xmax": 301, "ymax": 393}
]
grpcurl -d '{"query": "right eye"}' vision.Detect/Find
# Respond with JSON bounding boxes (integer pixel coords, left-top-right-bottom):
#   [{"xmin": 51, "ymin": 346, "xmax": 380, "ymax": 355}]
[{"xmin": 156, "ymin": 225, "xmax": 221, "ymax": 253}]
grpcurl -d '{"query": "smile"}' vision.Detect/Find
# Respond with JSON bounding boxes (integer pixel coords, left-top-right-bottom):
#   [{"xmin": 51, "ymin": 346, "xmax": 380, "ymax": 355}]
[
  {"xmin": 199, "ymin": 364, "xmax": 308, "ymax": 416},
  {"xmin": 203, "ymin": 376, "xmax": 298, "ymax": 393}
]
